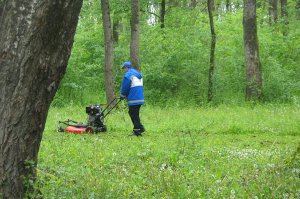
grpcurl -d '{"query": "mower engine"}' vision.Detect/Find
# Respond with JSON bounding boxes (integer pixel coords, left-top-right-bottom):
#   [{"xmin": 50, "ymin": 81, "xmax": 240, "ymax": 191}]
[{"xmin": 85, "ymin": 104, "xmax": 107, "ymax": 133}]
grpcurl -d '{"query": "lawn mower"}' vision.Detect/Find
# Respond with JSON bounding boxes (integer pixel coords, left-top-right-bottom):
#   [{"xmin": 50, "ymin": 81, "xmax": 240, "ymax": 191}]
[{"xmin": 57, "ymin": 98, "xmax": 122, "ymax": 134}]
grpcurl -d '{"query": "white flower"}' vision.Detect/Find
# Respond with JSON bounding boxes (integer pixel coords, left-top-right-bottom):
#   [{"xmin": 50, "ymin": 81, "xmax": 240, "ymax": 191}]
[
  {"xmin": 231, "ymin": 189, "xmax": 236, "ymax": 195},
  {"xmin": 230, "ymin": 189, "xmax": 236, "ymax": 198},
  {"xmin": 160, "ymin": 163, "xmax": 167, "ymax": 171},
  {"xmin": 292, "ymin": 168, "xmax": 300, "ymax": 174},
  {"xmin": 267, "ymin": 163, "xmax": 275, "ymax": 168}
]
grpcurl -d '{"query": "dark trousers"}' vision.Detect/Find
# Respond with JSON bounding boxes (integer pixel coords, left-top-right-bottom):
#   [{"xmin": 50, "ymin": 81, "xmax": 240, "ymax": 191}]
[{"xmin": 128, "ymin": 105, "xmax": 144, "ymax": 132}]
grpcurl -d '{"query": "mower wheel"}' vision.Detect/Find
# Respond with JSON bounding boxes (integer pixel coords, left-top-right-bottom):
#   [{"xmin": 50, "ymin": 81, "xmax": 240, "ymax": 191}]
[
  {"xmin": 57, "ymin": 127, "xmax": 65, "ymax": 132},
  {"xmin": 56, "ymin": 122, "xmax": 65, "ymax": 132},
  {"xmin": 85, "ymin": 126, "xmax": 95, "ymax": 133},
  {"xmin": 101, "ymin": 125, "xmax": 107, "ymax": 132},
  {"xmin": 94, "ymin": 125, "xmax": 107, "ymax": 133}
]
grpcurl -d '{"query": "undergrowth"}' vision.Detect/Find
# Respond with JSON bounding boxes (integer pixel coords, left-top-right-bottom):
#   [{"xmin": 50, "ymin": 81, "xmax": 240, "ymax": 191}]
[{"xmin": 36, "ymin": 104, "xmax": 300, "ymax": 198}]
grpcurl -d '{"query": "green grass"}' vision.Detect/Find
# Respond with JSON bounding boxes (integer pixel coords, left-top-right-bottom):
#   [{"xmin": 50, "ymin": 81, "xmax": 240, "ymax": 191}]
[{"xmin": 36, "ymin": 104, "xmax": 300, "ymax": 198}]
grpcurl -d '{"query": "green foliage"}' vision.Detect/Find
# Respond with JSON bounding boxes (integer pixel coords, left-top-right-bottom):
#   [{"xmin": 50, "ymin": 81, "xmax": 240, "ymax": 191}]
[
  {"xmin": 24, "ymin": 160, "xmax": 43, "ymax": 198},
  {"xmin": 53, "ymin": 0, "xmax": 105, "ymax": 107},
  {"xmin": 52, "ymin": 0, "xmax": 300, "ymax": 107},
  {"xmin": 259, "ymin": 23, "xmax": 300, "ymax": 102},
  {"xmin": 36, "ymin": 104, "xmax": 300, "ymax": 198}
]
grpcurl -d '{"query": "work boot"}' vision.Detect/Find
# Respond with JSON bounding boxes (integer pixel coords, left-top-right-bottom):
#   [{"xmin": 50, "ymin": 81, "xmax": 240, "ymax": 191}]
[
  {"xmin": 134, "ymin": 128, "xmax": 143, "ymax": 136},
  {"xmin": 140, "ymin": 125, "xmax": 145, "ymax": 133},
  {"xmin": 135, "ymin": 131, "xmax": 142, "ymax": 136},
  {"xmin": 128, "ymin": 129, "xmax": 142, "ymax": 136}
]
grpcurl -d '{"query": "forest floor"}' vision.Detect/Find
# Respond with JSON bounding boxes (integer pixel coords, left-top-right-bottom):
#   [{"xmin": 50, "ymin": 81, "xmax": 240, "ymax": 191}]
[{"xmin": 35, "ymin": 104, "xmax": 300, "ymax": 198}]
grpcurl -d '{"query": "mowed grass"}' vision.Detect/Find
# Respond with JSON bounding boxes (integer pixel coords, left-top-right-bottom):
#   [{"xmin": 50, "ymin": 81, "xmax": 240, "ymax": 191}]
[{"xmin": 37, "ymin": 104, "xmax": 300, "ymax": 198}]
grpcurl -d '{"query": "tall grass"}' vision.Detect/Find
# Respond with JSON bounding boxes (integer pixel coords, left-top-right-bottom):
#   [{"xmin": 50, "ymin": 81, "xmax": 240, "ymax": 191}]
[{"xmin": 36, "ymin": 104, "xmax": 300, "ymax": 198}]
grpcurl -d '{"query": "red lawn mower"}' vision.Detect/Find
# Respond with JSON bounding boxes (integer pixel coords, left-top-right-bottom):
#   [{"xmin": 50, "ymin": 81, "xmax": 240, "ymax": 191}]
[{"xmin": 57, "ymin": 98, "xmax": 121, "ymax": 134}]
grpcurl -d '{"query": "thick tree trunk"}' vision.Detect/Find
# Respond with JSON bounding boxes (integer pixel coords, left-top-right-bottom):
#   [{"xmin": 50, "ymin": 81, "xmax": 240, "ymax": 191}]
[
  {"xmin": 0, "ymin": 2, "xmax": 3, "ymax": 17},
  {"xmin": 130, "ymin": 0, "xmax": 140, "ymax": 70},
  {"xmin": 243, "ymin": 0, "xmax": 263, "ymax": 101},
  {"xmin": 280, "ymin": 0, "xmax": 289, "ymax": 36},
  {"xmin": 0, "ymin": 0, "xmax": 82, "ymax": 198},
  {"xmin": 161, "ymin": 0, "xmax": 166, "ymax": 28},
  {"xmin": 208, "ymin": 0, "xmax": 216, "ymax": 102},
  {"xmin": 101, "ymin": 0, "xmax": 116, "ymax": 105}
]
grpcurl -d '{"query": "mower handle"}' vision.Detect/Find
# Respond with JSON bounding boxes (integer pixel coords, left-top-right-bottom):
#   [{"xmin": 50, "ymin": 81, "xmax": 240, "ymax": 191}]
[
  {"xmin": 102, "ymin": 98, "xmax": 122, "ymax": 119},
  {"xmin": 101, "ymin": 97, "xmax": 119, "ymax": 113}
]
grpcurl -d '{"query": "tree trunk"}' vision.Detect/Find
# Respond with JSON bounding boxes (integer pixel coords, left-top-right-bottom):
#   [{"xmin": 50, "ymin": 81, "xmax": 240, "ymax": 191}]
[
  {"xmin": 190, "ymin": 0, "xmax": 197, "ymax": 8},
  {"xmin": 208, "ymin": 0, "xmax": 216, "ymax": 102},
  {"xmin": 269, "ymin": 0, "xmax": 278, "ymax": 24},
  {"xmin": 130, "ymin": 0, "xmax": 140, "ymax": 70},
  {"xmin": 296, "ymin": 0, "xmax": 300, "ymax": 20},
  {"xmin": 0, "ymin": 0, "xmax": 82, "ymax": 198},
  {"xmin": 161, "ymin": 0, "xmax": 166, "ymax": 28},
  {"xmin": 0, "ymin": 2, "xmax": 3, "ymax": 17},
  {"xmin": 243, "ymin": 0, "xmax": 263, "ymax": 101},
  {"xmin": 113, "ymin": 18, "xmax": 119, "ymax": 44},
  {"xmin": 169, "ymin": 0, "xmax": 179, "ymax": 8},
  {"xmin": 226, "ymin": 0, "xmax": 230, "ymax": 12},
  {"xmin": 101, "ymin": 0, "xmax": 116, "ymax": 105},
  {"xmin": 280, "ymin": 0, "xmax": 289, "ymax": 36}
]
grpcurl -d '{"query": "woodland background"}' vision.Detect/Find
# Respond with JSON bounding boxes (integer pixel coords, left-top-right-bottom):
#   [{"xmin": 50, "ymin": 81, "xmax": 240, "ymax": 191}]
[
  {"xmin": 10, "ymin": 0, "xmax": 298, "ymax": 197},
  {"xmin": 53, "ymin": 0, "xmax": 300, "ymax": 107}
]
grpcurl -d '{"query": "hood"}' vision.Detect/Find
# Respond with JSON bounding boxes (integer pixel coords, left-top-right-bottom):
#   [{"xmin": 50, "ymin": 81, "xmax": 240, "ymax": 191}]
[{"xmin": 128, "ymin": 68, "xmax": 143, "ymax": 79}]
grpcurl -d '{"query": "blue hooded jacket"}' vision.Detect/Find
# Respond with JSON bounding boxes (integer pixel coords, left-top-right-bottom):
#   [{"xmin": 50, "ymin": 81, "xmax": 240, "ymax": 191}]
[{"xmin": 120, "ymin": 68, "xmax": 144, "ymax": 106}]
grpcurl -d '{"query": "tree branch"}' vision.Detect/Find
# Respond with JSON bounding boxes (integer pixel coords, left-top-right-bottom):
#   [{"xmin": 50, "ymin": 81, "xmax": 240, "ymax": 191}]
[{"xmin": 140, "ymin": 8, "xmax": 161, "ymax": 19}]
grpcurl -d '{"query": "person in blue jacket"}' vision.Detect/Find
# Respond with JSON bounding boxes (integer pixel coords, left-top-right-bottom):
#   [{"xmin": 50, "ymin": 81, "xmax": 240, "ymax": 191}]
[{"xmin": 120, "ymin": 61, "xmax": 145, "ymax": 136}]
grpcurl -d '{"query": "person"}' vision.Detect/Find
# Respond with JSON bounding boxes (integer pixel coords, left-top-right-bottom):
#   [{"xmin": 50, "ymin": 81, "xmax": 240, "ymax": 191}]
[{"xmin": 120, "ymin": 61, "xmax": 145, "ymax": 136}]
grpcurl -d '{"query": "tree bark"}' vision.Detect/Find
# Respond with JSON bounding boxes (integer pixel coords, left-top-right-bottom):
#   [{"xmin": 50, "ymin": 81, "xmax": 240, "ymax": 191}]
[
  {"xmin": 243, "ymin": 0, "xmax": 263, "ymax": 101},
  {"xmin": 169, "ymin": 0, "xmax": 179, "ymax": 8},
  {"xmin": 207, "ymin": 0, "xmax": 216, "ymax": 102},
  {"xmin": 161, "ymin": 0, "xmax": 166, "ymax": 28},
  {"xmin": 226, "ymin": 0, "xmax": 230, "ymax": 12},
  {"xmin": 101, "ymin": 0, "xmax": 116, "ymax": 105},
  {"xmin": 113, "ymin": 18, "xmax": 119, "ymax": 44},
  {"xmin": 0, "ymin": 2, "xmax": 3, "ymax": 17},
  {"xmin": 190, "ymin": 0, "xmax": 197, "ymax": 8},
  {"xmin": 0, "ymin": 0, "xmax": 82, "ymax": 198},
  {"xmin": 269, "ymin": 0, "xmax": 278, "ymax": 24},
  {"xmin": 296, "ymin": 0, "xmax": 300, "ymax": 20},
  {"xmin": 130, "ymin": 0, "xmax": 140, "ymax": 70},
  {"xmin": 280, "ymin": 0, "xmax": 289, "ymax": 36}
]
